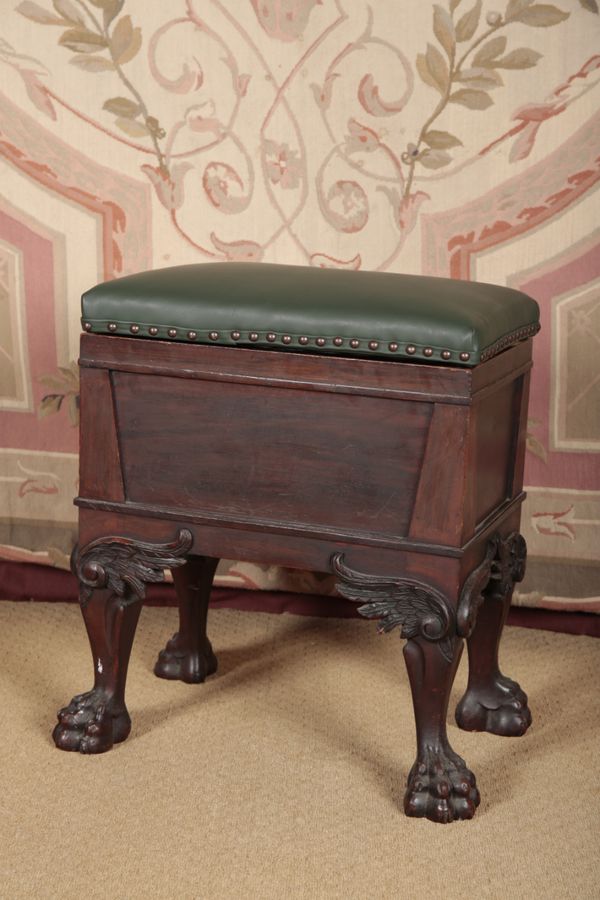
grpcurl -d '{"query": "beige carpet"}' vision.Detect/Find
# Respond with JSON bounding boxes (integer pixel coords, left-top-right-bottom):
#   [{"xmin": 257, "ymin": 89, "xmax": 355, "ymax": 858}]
[{"xmin": 0, "ymin": 602, "xmax": 598, "ymax": 900}]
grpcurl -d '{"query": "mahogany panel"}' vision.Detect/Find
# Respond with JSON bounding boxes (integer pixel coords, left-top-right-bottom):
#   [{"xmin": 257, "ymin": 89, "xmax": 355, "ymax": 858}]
[
  {"xmin": 79, "ymin": 367, "xmax": 124, "ymax": 502},
  {"xmin": 473, "ymin": 380, "xmax": 517, "ymax": 526},
  {"xmin": 111, "ymin": 371, "xmax": 432, "ymax": 540},
  {"xmin": 408, "ymin": 403, "xmax": 469, "ymax": 546}
]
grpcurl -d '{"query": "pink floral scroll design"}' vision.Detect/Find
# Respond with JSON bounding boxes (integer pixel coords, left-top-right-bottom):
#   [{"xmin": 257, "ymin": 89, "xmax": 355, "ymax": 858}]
[
  {"xmin": 147, "ymin": 6, "xmax": 259, "ymax": 259},
  {"xmin": 250, "ymin": 0, "xmax": 323, "ymax": 43}
]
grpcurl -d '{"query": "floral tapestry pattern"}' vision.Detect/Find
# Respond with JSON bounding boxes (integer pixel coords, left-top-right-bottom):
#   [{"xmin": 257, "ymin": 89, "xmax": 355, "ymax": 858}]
[{"xmin": 1, "ymin": 0, "xmax": 599, "ymax": 610}]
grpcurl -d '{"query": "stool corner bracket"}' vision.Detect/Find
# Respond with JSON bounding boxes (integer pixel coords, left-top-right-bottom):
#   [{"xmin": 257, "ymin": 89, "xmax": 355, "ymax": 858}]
[
  {"xmin": 331, "ymin": 552, "xmax": 456, "ymax": 663},
  {"xmin": 72, "ymin": 528, "xmax": 193, "ymax": 605}
]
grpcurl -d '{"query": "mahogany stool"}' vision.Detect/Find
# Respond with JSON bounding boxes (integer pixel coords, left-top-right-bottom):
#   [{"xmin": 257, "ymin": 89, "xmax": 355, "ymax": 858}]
[{"xmin": 53, "ymin": 263, "xmax": 540, "ymax": 824}]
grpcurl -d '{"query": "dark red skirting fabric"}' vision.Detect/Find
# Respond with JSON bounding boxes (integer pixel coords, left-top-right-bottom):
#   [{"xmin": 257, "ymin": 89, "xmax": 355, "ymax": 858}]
[{"xmin": 0, "ymin": 561, "xmax": 598, "ymax": 637}]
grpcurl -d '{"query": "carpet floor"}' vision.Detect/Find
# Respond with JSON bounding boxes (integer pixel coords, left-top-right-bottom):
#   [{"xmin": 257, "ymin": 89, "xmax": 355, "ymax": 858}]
[{"xmin": 1, "ymin": 601, "xmax": 598, "ymax": 900}]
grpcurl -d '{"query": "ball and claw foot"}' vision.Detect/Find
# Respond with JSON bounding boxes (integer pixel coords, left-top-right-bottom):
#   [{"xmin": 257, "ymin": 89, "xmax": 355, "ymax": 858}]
[
  {"xmin": 53, "ymin": 690, "xmax": 131, "ymax": 754},
  {"xmin": 404, "ymin": 746, "xmax": 480, "ymax": 823},
  {"xmin": 456, "ymin": 675, "xmax": 532, "ymax": 737},
  {"xmin": 154, "ymin": 632, "xmax": 218, "ymax": 684}
]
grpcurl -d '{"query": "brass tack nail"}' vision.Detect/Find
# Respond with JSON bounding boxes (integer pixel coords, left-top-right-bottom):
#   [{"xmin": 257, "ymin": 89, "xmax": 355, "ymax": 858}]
[
  {"xmin": 333, "ymin": 337, "xmax": 343, "ymax": 347},
  {"xmin": 282, "ymin": 335, "xmax": 292, "ymax": 344},
  {"xmin": 350, "ymin": 339, "xmax": 360, "ymax": 349},
  {"xmin": 83, "ymin": 322, "xmax": 92, "ymax": 332},
  {"xmin": 249, "ymin": 332, "xmax": 259, "ymax": 341},
  {"xmin": 441, "ymin": 350, "xmax": 451, "ymax": 360},
  {"xmin": 108, "ymin": 323, "xmax": 117, "ymax": 332},
  {"xmin": 368, "ymin": 340, "xmax": 379, "ymax": 351},
  {"xmin": 187, "ymin": 331, "xmax": 197, "ymax": 340},
  {"xmin": 423, "ymin": 347, "xmax": 433, "ymax": 357},
  {"xmin": 460, "ymin": 352, "xmax": 470, "ymax": 361},
  {"xmin": 231, "ymin": 331, "xmax": 241, "ymax": 340},
  {"xmin": 298, "ymin": 336, "xmax": 309, "ymax": 345},
  {"xmin": 168, "ymin": 328, "xmax": 177, "ymax": 338},
  {"xmin": 266, "ymin": 332, "xmax": 276, "ymax": 342},
  {"xmin": 405, "ymin": 344, "xmax": 416, "ymax": 354},
  {"xmin": 209, "ymin": 331, "xmax": 219, "ymax": 340},
  {"xmin": 149, "ymin": 326, "xmax": 158, "ymax": 336},
  {"xmin": 130, "ymin": 324, "xmax": 140, "ymax": 334},
  {"xmin": 316, "ymin": 337, "xmax": 326, "ymax": 347},
  {"xmin": 388, "ymin": 342, "xmax": 399, "ymax": 352}
]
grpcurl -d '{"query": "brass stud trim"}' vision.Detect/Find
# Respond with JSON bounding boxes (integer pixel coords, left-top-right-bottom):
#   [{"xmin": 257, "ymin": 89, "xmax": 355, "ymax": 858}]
[
  {"xmin": 459, "ymin": 352, "xmax": 470, "ymax": 362},
  {"xmin": 333, "ymin": 337, "xmax": 343, "ymax": 347},
  {"xmin": 368, "ymin": 340, "xmax": 379, "ymax": 351},
  {"xmin": 298, "ymin": 336, "xmax": 309, "ymax": 345},
  {"xmin": 149, "ymin": 326, "xmax": 159, "ymax": 336},
  {"xmin": 388, "ymin": 342, "xmax": 398, "ymax": 352},
  {"xmin": 231, "ymin": 331, "xmax": 241, "ymax": 340},
  {"xmin": 108, "ymin": 323, "xmax": 117, "ymax": 332},
  {"xmin": 266, "ymin": 332, "xmax": 277, "ymax": 342},
  {"xmin": 249, "ymin": 332, "xmax": 259, "ymax": 342},
  {"xmin": 209, "ymin": 331, "xmax": 219, "ymax": 340},
  {"xmin": 405, "ymin": 344, "xmax": 416, "ymax": 355},
  {"xmin": 130, "ymin": 324, "xmax": 140, "ymax": 334},
  {"xmin": 423, "ymin": 347, "xmax": 433, "ymax": 357},
  {"xmin": 187, "ymin": 331, "xmax": 197, "ymax": 340},
  {"xmin": 315, "ymin": 337, "xmax": 326, "ymax": 347},
  {"xmin": 441, "ymin": 350, "xmax": 451, "ymax": 360},
  {"xmin": 282, "ymin": 335, "xmax": 292, "ymax": 344},
  {"xmin": 350, "ymin": 339, "xmax": 360, "ymax": 349},
  {"xmin": 168, "ymin": 328, "xmax": 177, "ymax": 338}
]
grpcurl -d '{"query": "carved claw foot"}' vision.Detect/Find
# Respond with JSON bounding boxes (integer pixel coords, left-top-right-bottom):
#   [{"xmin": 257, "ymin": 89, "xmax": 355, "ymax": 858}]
[
  {"xmin": 456, "ymin": 675, "xmax": 532, "ymax": 736},
  {"xmin": 404, "ymin": 745, "xmax": 480, "ymax": 823},
  {"xmin": 53, "ymin": 690, "xmax": 131, "ymax": 753},
  {"xmin": 154, "ymin": 633, "xmax": 218, "ymax": 684}
]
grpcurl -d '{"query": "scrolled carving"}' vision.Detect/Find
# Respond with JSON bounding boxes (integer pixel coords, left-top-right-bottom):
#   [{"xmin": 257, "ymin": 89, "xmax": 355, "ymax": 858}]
[
  {"xmin": 72, "ymin": 529, "xmax": 193, "ymax": 605},
  {"xmin": 487, "ymin": 531, "xmax": 527, "ymax": 601},
  {"xmin": 331, "ymin": 552, "xmax": 456, "ymax": 662},
  {"xmin": 456, "ymin": 538, "xmax": 499, "ymax": 638}
]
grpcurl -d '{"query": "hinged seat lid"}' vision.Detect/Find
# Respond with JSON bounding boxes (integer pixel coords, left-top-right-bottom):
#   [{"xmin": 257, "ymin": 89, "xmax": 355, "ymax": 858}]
[{"xmin": 81, "ymin": 262, "xmax": 540, "ymax": 366}]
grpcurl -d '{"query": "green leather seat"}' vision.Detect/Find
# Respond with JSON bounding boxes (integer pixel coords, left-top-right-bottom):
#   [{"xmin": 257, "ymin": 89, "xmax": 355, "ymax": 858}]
[{"xmin": 81, "ymin": 262, "xmax": 540, "ymax": 366}]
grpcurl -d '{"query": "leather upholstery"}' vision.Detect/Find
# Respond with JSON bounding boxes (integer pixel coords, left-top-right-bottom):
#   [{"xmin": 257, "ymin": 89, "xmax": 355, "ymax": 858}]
[{"xmin": 81, "ymin": 262, "xmax": 540, "ymax": 366}]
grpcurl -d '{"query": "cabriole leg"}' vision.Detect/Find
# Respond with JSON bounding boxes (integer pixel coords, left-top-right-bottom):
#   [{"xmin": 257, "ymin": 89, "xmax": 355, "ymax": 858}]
[
  {"xmin": 155, "ymin": 555, "xmax": 219, "ymax": 683},
  {"xmin": 53, "ymin": 529, "xmax": 192, "ymax": 753},
  {"xmin": 53, "ymin": 586, "xmax": 141, "ymax": 753},
  {"xmin": 404, "ymin": 636, "xmax": 479, "ymax": 822},
  {"xmin": 332, "ymin": 553, "xmax": 479, "ymax": 824},
  {"xmin": 456, "ymin": 533, "xmax": 532, "ymax": 737}
]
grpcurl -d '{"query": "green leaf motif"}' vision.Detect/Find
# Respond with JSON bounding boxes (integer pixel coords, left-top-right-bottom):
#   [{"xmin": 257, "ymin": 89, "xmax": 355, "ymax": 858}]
[
  {"xmin": 455, "ymin": 0, "xmax": 482, "ymax": 41},
  {"xmin": 433, "ymin": 4, "xmax": 456, "ymax": 57},
  {"xmin": 423, "ymin": 129, "xmax": 463, "ymax": 148},
  {"xmin": 103, "ymin": 96, "xmax": 140, "ymax": 118},
  {"xmin": 505, "ymin": 0, "xmax": 535, "ymax": 17},
  {"xmin": 456, "ymin": 67, "xmax": 503, "ymax": 88},
  {"xmin": 70, "ymin": 55, "xmax": 115, "ymax": 71},
  {"xmin": 511, "ymin": 4, "xmax": 569, "ymax": 25},
  {"xmin": 39, "ymin": 395, "xmax": 63, "ymax": 417},
  {"xmin": 115, "ymin": 116, "xmax": 149, "ymax": 137},
  {"xmin": 417, "ymin": 43, "xmax": 449, "ymax": 94},
  {"xmin": 90, "ymin": 0, "xmax": 125, "ymax": 24},
  {"xmin": 450, "ymin": 0, "xmax": 463, "ymax": 11},
  {"xmin": 111, "ymin": 15, "xmax": 141, "ymax": 65},
  {"xmin": 419, "ymin": 149, "xmax": 453, "ymax": 169},
  {"xmin": 493, "ymin": 47, "xmax": 542, "ymax": 68},
  {"xmin": 578, "ymin": 0, "xmax": 598, "ymax": 12},
  {"xmin": 59, "ymin": 28, "xmax": 107, "ymax": 53},
  {"xmin": 450, "ymin": 87, "xmax": 493, "ymax": 108},
  {"xmin": 16, "ymin": 1, "xmax": 66, "ymax": 25},
  {"xmin": 473, "ymin": 35, "xmax": 507, "ymax": 66},
  {"xmin": 53, "ymin": 0, "xmax": 85, "ymax": 25}
]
